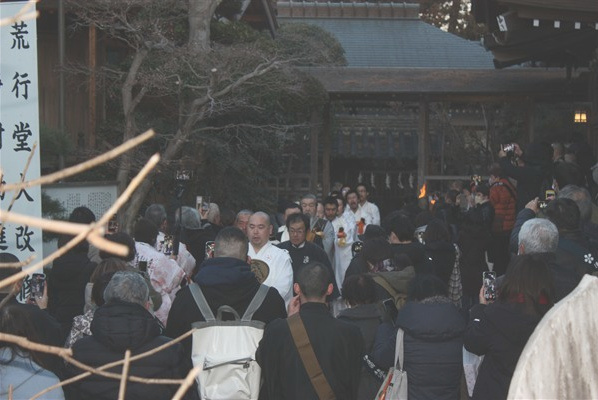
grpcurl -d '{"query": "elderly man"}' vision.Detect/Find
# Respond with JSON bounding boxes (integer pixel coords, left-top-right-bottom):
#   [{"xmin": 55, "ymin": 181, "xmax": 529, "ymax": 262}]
[
  {"xmin": 248, "ymin": 212, "xmax": 294, "ymax": 306},
  {"xmin": 300, "ymin": 194, "xmax": 334, "ymax": 262},
  {"xmin": 68, "ymin": 271, "xmax": 192, "ymax": 399},
  {"xmin": 516, "ymin": 216, "xmax": 582, "ymax": 301},
  {"xmin": 145, "ymin": 203, "xmax": 196, "ymax": 276},
  {"xmin": 235, "ymin": 209, "xmax": 253, "ymax": 236}
]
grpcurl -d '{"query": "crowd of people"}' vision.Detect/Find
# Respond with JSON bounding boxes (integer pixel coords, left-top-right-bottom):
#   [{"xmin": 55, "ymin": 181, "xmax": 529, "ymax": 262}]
[{"xmin": 1, "ymin": 140, "xmax": 598, "ymax": 399}]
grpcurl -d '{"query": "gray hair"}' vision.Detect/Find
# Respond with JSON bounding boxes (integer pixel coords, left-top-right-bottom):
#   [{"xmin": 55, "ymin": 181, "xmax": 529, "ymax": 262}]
[
  {"xmin": 176, "ymin": 206, "xmax": 201, "ymax": 229},
  {"xmin": 145, "ymin": 204, "xmax": 167, "ymax": 228},
  {"xmin": 558, "ymin": 185, "xmax": 592, "ymax": 222},
  {"xmin": 206, "ymin": 203, "xmax": 220, "ymax": 224},
  {"xmin": 518, "ymin": 218, "xmax": 559, "ymax": 254},
  {"xmin": 214, "ymin": 227, "xmax": 249, "ymax": 260},
  {"xmin": 235, "ymin": 209, "xmax": 253, "ymax": 220},
  {"xmin": 104, "ymin": 271, "xmax": 149, "ymax": 307},
  {"xmin": 301, "ymin": 194, "xmax": 317, "ymax": 202}
]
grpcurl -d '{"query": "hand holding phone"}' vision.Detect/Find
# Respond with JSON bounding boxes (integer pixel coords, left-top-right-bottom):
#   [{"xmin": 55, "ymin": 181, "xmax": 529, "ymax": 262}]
[{"xmin": 482, "ymin": 271, "xmax": 497, "ymax": 303}]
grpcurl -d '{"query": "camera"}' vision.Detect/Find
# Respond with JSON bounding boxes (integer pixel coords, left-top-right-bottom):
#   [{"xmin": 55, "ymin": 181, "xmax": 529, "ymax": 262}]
[{"xmin": 501, "ymin": 143, "xmax": 515, "ymax": 158}]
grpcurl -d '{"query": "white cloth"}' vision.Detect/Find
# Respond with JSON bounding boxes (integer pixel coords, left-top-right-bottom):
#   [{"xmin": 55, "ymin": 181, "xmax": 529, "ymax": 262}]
[
  {"xmin": 508, "ymin": 275, "xmax": 598, "ymax": 400},
  {"xmin": 358, "ymin": 201, "xmax": 380, "ymax": 226},
  {"xmin": 134, "ymin": 242, "xmax": 185, "ymax": 326},
  {"xmin": 156, "ymin": 231, "xmax": 196, "ymax": 276},
  {"xmin": 248, "ymin": 242, "xmax": 293, "ymax": 307},
  {"xmin": 330, "ymin": 216, "xmax": 355, "ymax": 291},
  {"xmin": 310, "ymin": 217, "xmax": 335, "ymax": 263},
  {"xmin": 278, "ymin": 225, "xmax": 290, "ymax": 243}
]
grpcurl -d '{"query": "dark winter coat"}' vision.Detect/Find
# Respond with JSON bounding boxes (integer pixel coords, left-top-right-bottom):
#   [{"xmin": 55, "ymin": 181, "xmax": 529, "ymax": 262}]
[
  {"xmin": 337, "ymin": 303, "xmax": 384, "ymax": 400},
  {"xmin": 464, "ymin": 302, "xmax": 543, "ymax": 400},
  {"xmin": 459, "ymin": 202, "xmax": 495, "ymax": 296},
  {"xmin": 499, "ymin": 156, "xmax": 548, "ymax": 212},
  {"xmin": 423, "ymin": 241, "xmax": 457, "ymax": 286},
  {"xmin": 165, "ymin": 257, "xmax": 287, "ymax": 372},
  {"xmin": 371, "ymin": 298, "xmax": 466, "ymax": 400},
  {"xmin": 256, "ymin": 302, "xmax": 365, "ymax": 400},
  {"xmin": 48, "ymin": 252, "xmax": 96, "ymax": 332},
  {"xmin": 68, "ymin": 301, "xmax": 194, "ymax": 400}
]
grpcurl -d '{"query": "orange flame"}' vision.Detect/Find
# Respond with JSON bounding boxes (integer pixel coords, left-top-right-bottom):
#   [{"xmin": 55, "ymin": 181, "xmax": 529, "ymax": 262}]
[{"xmin": 418, "ymin": 183, "xmax": 427, "ymax": 199}]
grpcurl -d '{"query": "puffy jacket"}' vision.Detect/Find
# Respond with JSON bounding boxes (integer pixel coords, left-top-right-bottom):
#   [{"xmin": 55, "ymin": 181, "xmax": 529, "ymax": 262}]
[
  {"xmin": 489, "ymin": 178, "xmax": 517, "ymax": 232},
  {"xmin": 68, "ymin": 301, "xmax": 195, "ymax": 400},
  {"xmin": 464, "ymin": 302, "xmax": 542, "ymax": 400},
  {"xmin": 371, "ymin": 298, "xmax": 466, "ymax": 400}
]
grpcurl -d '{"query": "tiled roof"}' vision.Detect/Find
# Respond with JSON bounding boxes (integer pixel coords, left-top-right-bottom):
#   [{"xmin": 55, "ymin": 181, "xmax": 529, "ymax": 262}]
[{"xmin": 278, "ymin": 9, "xmax": 495, "ymax": 69}]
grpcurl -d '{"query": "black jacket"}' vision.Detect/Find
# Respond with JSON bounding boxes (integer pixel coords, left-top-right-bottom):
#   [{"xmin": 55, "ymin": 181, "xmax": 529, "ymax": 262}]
[
  {"xmin": 459, "ymin": 202, "xmax": 494, "ymax": 296},
  {"xmin": 68, "ymin": 301, "xmax": 193, "ymax": 400},
  {"xmin": 423, "ymin": 241, "xmax": 457, "ymax": 286},
  {"xmin": 276, "ymin": 240, "xmax": 339, "ymax": 298},
  {"xmin": 499, "ymin": 157, "xmax": 548, "ymax": 212},
  {"xmin": 337, "ymin": 304, "xmax": 384, "ymax": 400},
  {"xmin": 165, "ymin": 257, "xmax": 287, "ymax": 372},
  {"xmin": 48, "ymin": 251, "xmax": 96, "ymax": 333},
  {"xmin": 372, "ymin": 298, "xmax": 465, "ymax": 400},
  {"xmin": 464, "ymin": 302, "xmax": 542, "ymax": 400},
  {"xmin": 257, "ymin": 302, "xmax": 365, "ymax": 400}
]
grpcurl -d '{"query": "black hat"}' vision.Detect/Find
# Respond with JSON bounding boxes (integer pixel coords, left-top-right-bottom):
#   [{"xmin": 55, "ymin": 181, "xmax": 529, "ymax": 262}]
[{"xmin": 358, "ymin": 224, "xmax": 386, "ymax": 241}]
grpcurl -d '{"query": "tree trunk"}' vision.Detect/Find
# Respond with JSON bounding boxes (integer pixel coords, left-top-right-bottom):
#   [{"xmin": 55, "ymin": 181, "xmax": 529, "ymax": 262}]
[
  {"xmin": 188, "ymin": 0, "xmax": 221, "ymax": 54},
  {"xmin": 447, "ymin": 0, "xmax": 461, "ymax": 34}
]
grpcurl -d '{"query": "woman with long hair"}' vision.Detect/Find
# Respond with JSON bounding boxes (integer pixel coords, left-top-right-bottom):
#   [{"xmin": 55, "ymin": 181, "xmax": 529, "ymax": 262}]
[
  {"xmin": 0, "ymin": 305, "xmax": 65, "ymax": 399},
  {"xmin": 464, "ymin": 253, "xmax": 555, "ymax": 400}
]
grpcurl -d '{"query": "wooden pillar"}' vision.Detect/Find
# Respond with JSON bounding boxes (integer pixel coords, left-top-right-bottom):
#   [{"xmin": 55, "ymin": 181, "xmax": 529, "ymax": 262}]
[
  {"xmin": 524, "ymin": 97, "xmax": 535, "ymax": 143},
  {"xmin": 88, "ymin": 25, "xmax": 97, "ymax": 148},
  {"xmin": 417, "ymin": 99, "xmax": 429, "ymax": 190},
  {"xmin": 310, "ymin": 110, "xmax": 320, "ymax": 194},
  {"xmin": 322, "ymin": 103, "xmax": 331, "ymax": 196}
]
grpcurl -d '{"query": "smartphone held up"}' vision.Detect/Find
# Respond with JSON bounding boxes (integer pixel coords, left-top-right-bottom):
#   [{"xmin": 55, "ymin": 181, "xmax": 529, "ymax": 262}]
[{"xmin": 482, "ymin": 271, "xmax": 497, "ymax": 302}]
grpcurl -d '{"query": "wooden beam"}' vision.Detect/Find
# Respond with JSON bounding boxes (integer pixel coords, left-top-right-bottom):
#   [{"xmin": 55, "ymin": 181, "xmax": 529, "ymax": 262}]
[
  {"xmin": 417, "ymin": 100, "xmax": 429, "ymax": 190},
  {"xmin": 88, "ymin": 24, "xmax": 97, "ymax": 148},
  {"xmin": 322, "ymin": 103, "xmax": 331, "ymax": 196},
  {"xmin": 310, "ymin": 110, "xmax": 320, "ymax": 194}
]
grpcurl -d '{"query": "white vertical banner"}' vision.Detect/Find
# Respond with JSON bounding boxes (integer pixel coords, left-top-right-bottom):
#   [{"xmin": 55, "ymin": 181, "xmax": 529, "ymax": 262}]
[{"xmin": 0, "ymin": 2, "xmax": 43, "ymax": 267}]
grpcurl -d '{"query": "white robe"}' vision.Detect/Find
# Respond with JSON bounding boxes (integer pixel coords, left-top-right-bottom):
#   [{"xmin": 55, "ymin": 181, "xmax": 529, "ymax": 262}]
[
  {"xmin": 248, "ymin": 242, "xmax": 293, "ymax": 307},
  {"xmin": 330, "ymin": 217, "xmax": 355, "ymax": 291},
  {"xmin": 358, "ymin": 201, "xmax": 381, "ymax": 226},
  {"xmin": 134, "ymin": 242, "xmax": 185, "ymax": 326}
]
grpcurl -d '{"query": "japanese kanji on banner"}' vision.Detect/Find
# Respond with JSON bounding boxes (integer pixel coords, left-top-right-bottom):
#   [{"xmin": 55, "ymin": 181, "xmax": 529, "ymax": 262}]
[{"xmin": 0, "ymin": 2, "xmax": 43, "ymax": 267}]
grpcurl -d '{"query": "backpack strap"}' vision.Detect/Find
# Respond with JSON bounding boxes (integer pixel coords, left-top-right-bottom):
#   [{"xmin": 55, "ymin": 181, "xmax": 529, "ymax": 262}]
[
  {"xmin": 372, "ymin": 274, "xmax": 396, "ymax": 298},
  {"xmin": 189, "ymin": 283, "xmax": 216, "ymax": 322},
  {"xmin": 287, "ymin": 314, "xmax": 336, "ymax": 400},
  {"xmin": 241, "ymin": 284, "xmax": 269, "ymax": 322}
]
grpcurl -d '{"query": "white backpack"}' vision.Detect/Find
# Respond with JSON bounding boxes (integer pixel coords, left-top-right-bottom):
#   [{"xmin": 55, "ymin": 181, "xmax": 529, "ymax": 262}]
[{"xmin": 189, "ymin": 283, "xmax": 269, "ymax": 400}]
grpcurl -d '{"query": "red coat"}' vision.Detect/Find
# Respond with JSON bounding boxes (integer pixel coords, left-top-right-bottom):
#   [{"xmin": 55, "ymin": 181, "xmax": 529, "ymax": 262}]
[{"xmin": 489, "ymin": 179, "xmax": 517, "ymax": 232}]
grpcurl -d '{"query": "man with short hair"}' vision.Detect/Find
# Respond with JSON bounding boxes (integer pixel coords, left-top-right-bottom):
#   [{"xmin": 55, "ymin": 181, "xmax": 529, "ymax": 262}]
[
  {"xmin": 356, "ymin": 183, "xmax": 381, "ymax": 225},
  {"xmin": 145, "ymin": 203, "xmax": 196, "ymax": 276},
  {"xmin": 247, "ymin": 212, "xmax": 294, "ymax": 306},
  {"xmin": 257, "ymin": 262, "xmax": 364, "ymax": 400},
  {"xmin": 388, "ymin": 214, "xmax": 425, "ymax": 267},
  {"xmin": 235, "ymin": 209, "xmax": 253, "ymax": 236},
  {"xmin": 513, "ymin": 199, "xmax": 589, "ymax": 301},
  {"xmin": 277, "ymin": 213, "xmax": 338, "ymax": 298},
  {"xmin": 345, "ymin": 189, "xmax": 362, "ymax": 231},
  {"xmin": 69, "ymin": 271, "xmax": 192, "ymax": 399},
  {"xmin": 275, "ymin": 202, "xmax": 301, "ymax": 243},
  {"xmin": 301, "ymin": 194, "xmax": 335, "ymax": 261},
  {"xmin": 558, "ymin": 184, "xmax": 598, "ymax": 246},
  {"xmin": 166, "ymin": 227, "xmax": 287, "ymax": 373}
]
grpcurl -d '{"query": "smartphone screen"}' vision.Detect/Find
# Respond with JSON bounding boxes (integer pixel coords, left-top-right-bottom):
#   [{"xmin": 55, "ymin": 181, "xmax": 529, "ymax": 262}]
[
  {"xmin": 205, "ymin": 241, "xmax": 215, "ymax": 259},
  {"xmin": 138, "ymin": 261, "xmax": 148, "ymax": 273},
  {"xmin": 382, "ymin": 298, "xmax": 399, "ymax": 323},
  {"xmin": 30, "ymin": 273, "xmax": 45, "ymax": 299},
  {"xmin": 482, "ymin": 271, "xmax": 497, "ymax": 301}
]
